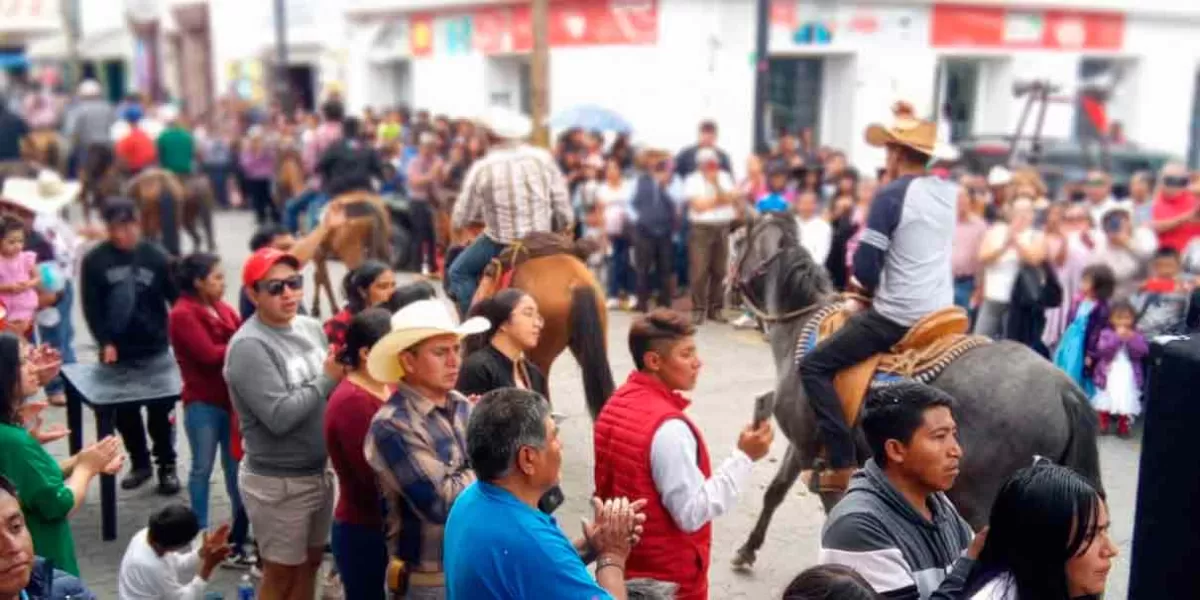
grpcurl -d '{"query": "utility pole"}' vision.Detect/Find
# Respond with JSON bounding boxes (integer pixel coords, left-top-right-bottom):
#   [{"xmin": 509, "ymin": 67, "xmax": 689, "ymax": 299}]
[
  {"xmin": 530, "ymin": 0, "xmax": 549, "ymax": 148},
  {"xmin": 273, "ymin": 0, "xmax": 292, "ymax": 114},
  {"xmin": 60, "ymin": 0, "xmax": 81, "ymax": 92},
  {"xmin": 751, "ymin": 0, "xmax": 770, "ymax": 154}
]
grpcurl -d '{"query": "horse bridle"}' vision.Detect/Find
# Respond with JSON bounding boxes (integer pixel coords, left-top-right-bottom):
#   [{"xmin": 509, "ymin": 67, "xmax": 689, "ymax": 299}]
[{"xmin": 735, "ymin": 219, "xmax": 827, "ymax": 324}]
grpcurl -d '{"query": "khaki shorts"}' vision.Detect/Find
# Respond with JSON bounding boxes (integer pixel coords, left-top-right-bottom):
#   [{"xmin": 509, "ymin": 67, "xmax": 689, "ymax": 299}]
[{"xmin": 239, "ymin": 468, "xmax": 335, "ymax": 566}]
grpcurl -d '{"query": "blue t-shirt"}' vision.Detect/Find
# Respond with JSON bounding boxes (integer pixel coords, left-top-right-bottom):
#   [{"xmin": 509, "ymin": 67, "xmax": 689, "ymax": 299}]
[
  {"xmin": 755, "ymin": 193, "xmax": 790, "ymax": 214},
  {"xmin": 445, "ymin": 482, "xmax": 613, "ymax": 600}
]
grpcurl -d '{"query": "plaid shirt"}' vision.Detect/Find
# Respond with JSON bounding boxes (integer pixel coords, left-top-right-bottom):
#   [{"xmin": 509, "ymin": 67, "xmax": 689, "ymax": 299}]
[
  {"xmin": 364, "ymin": 383, "xmax": 475, "ymax": 574},
  {"xmin": 451, "ymin": 143, "xmax": 574, "ymax": 244}
]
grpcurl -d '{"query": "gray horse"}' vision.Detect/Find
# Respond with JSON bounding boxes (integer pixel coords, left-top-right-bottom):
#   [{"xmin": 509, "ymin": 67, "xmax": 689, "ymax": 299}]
[{"xmin": 729, "ymin": 214, "xmax": 1101, "ymax": 569}]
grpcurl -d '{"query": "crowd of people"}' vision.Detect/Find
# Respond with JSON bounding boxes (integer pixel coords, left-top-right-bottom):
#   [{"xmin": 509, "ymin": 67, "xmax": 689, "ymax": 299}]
[{"xmin": 0, "ymin": 75, "xmax": 1193, "ymax": 599}]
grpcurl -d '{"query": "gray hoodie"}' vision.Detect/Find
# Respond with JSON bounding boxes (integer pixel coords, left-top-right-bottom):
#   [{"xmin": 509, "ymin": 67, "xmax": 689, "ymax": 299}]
[
  {"xmin": 224, "ymin": 314, "xmax": 335, "ymax": 477},
  {"xmin": 818, "ymin": 459, "xmax": 974, "ymax": 600}
]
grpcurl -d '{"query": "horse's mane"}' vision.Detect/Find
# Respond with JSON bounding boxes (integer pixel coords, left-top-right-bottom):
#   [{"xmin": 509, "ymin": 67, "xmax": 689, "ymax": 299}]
[{"xmin": 754, "ymin": 214, "xmax": 833, "ymax": 313}]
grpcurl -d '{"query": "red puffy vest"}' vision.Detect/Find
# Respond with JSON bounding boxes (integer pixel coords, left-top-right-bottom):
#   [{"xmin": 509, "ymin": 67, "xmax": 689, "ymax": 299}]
[{"xmin": 594, "ymin": 371, "xmax": 713, "ymax": 600}]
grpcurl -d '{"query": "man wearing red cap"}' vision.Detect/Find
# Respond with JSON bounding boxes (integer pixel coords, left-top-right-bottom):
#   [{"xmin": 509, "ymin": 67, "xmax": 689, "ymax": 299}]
[{"xmin": 224, "ymin": 247, "xmax": 344, "ymax": 600}]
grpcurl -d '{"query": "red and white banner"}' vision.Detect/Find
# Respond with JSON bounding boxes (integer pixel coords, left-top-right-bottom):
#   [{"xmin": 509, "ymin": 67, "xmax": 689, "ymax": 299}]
[{"xmin": 931, "ymin": 4, "xmax": 1124, "ymax": 51}]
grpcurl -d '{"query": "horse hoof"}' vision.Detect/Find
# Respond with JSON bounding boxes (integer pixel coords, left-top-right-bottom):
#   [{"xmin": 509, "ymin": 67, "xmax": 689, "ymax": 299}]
[{"xmin": 730, "ymin": 548, "xmax": 756, "ymax": 571}]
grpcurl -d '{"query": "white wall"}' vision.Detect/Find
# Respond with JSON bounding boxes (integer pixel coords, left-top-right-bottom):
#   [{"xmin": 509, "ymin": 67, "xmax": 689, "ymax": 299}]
[{"xmin": 1121, "ymin": 16, "xmax": 1200, "ymax": 158}]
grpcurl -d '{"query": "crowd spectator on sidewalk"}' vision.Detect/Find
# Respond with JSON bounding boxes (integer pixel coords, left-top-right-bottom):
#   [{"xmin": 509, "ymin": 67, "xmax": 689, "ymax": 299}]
[
  {"xmin": 324, "ymin": 308, "xmax": 394, "ymax": 600},
  {"xmin": 1127, "ymin": 171, "xmax": 1155, "ymax": 227},
  {"xmin": 225, "ymin": 247, "xmax": 343, "ymax": 600},
  {"xmin": 673, "ymin": 121, "xmax": 731, "ymax": 180},
  {"xmin": 962, "ymin": 464, "xmax": 1116, "ymax": 599},
  {"xmin": 1043, "ymin": 204, "xmax": 1097, "ymax": 350},
  {"xmin": 794, "ymin": 190, "xmax": 831, "ymax": 265},
  {"xmin": 974, "ymin": 197, "xmax": 1046, "ymax": 338},
  {"xmin": 156, "ymin": 106, "xmax": 195, "ymax": 179},
  {"xmin": 1135, "ymin": 247, "xmax": 1192, "ymax": 337},
  {"xmin": 239, "ymin": 127, "xmax": 278, "ymax": 225},
  {"xmin": 0, "ymin": 332, "xmax": 123, "ymax": 576},
  {"xmin": 594, "ymin": 310, "xmax": 774, "ymax": 599},
  {"xmin": 1149, "ymin": 163, "xmax": 1200, "ymax": 254},
  {"xmin": 1090, "ymin": 209, "xmax": 1157, "ymax": 301},
  {"xmin": 239, "ymin": 203, "xmax": 346, "ymax": 320},
  {"xmin": 446, "ymin": 388, "xmax": 646, "ymax": 600},
  {"xmin": 196, "ymin": 124, "xmax": 235, "ymax": 209},
  {"xmin": 323, "ymin": 260, "xmax": 396, "ymax": 350},
  {"xmin": 117, "ymin": 505, "xmax": 231, "ymax": 599},
  {"xmin": 1081, "ymin": 171, "xmax": 1130, "ymax": 226},
  {"xmin": 457, "ymin": 289, "xmax": 547, "ymax": 397},
  {"xmin": 597, "ymin": 156, "xmax": 635, "ymax": 309},
  {"xmin": 630, "ymin": 149, "xmax": 676, "ymax": 313},
  {"xmin": 0, "ymin": 474, "xmax": 96, "ymax": 599},
  {"xmin": 406, "ymin": 132, "xmax": 445, "ymax": 276},
  {"xmin": 684, "ymin": 148, "xmax": 736, "ymax": 325},
  {"xmin": 167, "ymin": 252, "xmax": 253, "ymax": 567},
  {"xmin": 819, "ymin": 382, "xmax": 982, "ymax": 600},
  {"xmin": 364, "ymin": 299, "xmax": 488, "ymax": 599},
  {"xmin": 80, "ymin": 199, "xmax": 180, "ymax": 494},
  {"xmin": 0, "ymin": 214, "xmax": 40, "ymax": 337},
  {"xmin": 952, "ymin": 180, "xmax": 988, "ymax": 314}
]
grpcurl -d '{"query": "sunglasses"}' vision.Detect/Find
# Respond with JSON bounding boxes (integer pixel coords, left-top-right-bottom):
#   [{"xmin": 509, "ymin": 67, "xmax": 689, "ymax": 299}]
[
  {"xmin": 256, "ymin": 274, "xmax": 303, "ymax": 296},
  {"xmin": 1163, "ymin": 175, "xmax": 1190, "ymax": 188}
]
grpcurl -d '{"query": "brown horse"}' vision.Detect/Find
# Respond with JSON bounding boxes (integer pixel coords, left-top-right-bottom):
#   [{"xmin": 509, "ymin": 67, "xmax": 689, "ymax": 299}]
[
  {"xmin": 310, "ymin": 191, "xmax": 393, "ymax": 317},
  {"xmin": 20, "ymin": 130, "xmax": 63, "ymax": 173},
  {"xmin": 125, "ymin": 169, "xmax": 217, "ymax": 255},
  {"xmin": 275, "ymin": 149, "xmax": 307, "ymax": 215},
  {"xmin": 79, "ymin": 145, "xmax": 122, "ymax": 221},
  {"xmin": 470, "ymin": 235, "xmax": 615, "ymax": 417}
]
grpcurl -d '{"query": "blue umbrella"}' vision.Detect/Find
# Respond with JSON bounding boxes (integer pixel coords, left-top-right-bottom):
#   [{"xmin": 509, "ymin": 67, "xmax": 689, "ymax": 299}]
[{"xmin": 548, "ymin": 104, "xmax": 633, "ymax": 134}]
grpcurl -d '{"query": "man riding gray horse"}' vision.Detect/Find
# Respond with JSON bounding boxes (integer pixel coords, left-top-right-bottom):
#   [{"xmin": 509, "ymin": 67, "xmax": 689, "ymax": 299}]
[{"xmin": 798, "ymin": 102, "xmax": 958, "ymax": 494}]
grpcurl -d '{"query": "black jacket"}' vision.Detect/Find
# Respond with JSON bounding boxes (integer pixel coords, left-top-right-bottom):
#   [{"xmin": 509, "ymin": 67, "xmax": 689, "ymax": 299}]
[
  {"xmin": 456, "ymin": 345, "xmax": 548, "ymax": 397},
  {"xmin": 81, "ymin": 240, "xmax": 178, "ymax": 361},
  {"xmin": 317, "ymin": 139, "xmax": 386, "ymax": 197}
]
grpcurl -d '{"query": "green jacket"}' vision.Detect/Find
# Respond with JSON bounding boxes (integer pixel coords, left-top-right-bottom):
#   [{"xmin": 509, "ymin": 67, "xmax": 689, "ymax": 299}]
[
  {"xmin": 0, "ymin": 423, "xmax": 79, "ymax": 575},
  {"xmin": 157, "ymin": 126, "xmax": 195, "ymax": 175}
]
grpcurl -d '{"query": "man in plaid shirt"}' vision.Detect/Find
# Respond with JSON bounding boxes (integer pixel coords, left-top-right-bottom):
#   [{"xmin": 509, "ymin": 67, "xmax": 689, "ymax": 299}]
[
  {"xmin": 364, "ymin": 299, "xmax": 490, "ymax": 599},
  {"xmin": 447, "ymin": 108, "xmax": 574, "ymax": 318}
]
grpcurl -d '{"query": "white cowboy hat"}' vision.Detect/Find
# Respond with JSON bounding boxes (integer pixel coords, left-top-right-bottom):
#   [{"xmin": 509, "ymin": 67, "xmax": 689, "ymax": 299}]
[
  {"xmin": 0, "ymin": 171, "xmax": 80, "ymax": 215},
  {"xmin": 366, "ymin": 299, "xmax": 491, "ymax": 383},
  {"xmin": 482, "ymin": 106, "xmax": 533, "ymax": 140},
  {"xmin": 77, "ymin": 80, "xmax": 101, "ymax": 97},
  {"xmin": 987, "ymin": 165, "xmax": 1013, "ymax": 186}
]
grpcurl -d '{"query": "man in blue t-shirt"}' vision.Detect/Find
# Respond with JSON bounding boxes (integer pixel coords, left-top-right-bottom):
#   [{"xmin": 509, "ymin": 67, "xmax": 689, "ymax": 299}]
[{"xmin": 445, "ymin": 389, "xmax": 643, "ymax": 600}]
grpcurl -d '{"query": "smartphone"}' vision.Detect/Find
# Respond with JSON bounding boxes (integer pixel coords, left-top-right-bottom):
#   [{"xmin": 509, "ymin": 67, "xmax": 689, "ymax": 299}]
[
  {"xmin": 752, "ymin": 391, "xmax": 775, "ymax": 428},
  {"xmin": 538, "ymin": 484, "xmax": 565, "ymax": 515}
]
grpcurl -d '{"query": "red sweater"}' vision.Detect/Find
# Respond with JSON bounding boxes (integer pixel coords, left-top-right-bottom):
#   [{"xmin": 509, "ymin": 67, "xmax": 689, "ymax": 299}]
[
  {"xmin": 167, "ymin": 294, "xmax": 240, "ymax": 409},
  {"xmin": 594, "ymin": 371, "xmax": 713, "ymax": 600},
  {"xmin": 324, "ymin": 380, "xmax": 388, "ymax": 526}
]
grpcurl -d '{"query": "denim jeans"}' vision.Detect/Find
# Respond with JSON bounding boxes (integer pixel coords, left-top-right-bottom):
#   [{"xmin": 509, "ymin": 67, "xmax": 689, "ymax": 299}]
[
  {"xmin": 204, "ymin": 164, "xmax": 230, "ymax": 208},
  {"xmin": 184, "ymin": 402, "xmax": 241, "ymax": 529},
  {"xmin": 606, "ymin": 235, "xmax": 636, "ymax": 298},
  {"xmin": 953, "ymin": 275, "xmax": 977, "ymax": 325},
  {"xmin": 330, "ymin": 521, "xmax": 388, "ymax": 600},
  {"xmin": 447, "ymin": 235, "xmax": 506, "ymax": 318},
  {"xmin": 283, "ymin": 189, "xmax": 329, "ymax": 234},
  {"xmin": 37, "ymin": 280, "xmax": 76, "ymax": 396}
]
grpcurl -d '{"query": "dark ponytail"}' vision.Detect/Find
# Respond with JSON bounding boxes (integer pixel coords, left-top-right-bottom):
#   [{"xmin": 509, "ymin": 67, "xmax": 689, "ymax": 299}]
[
  {"xmin": 175, "ymin": 252, "xmax": 221, "ymax": 295},
  {"xmin": 337, "ymin": 307, "xmax": 392, "ymax": 368},
  {"xmin": 342, "ymin": 260, "xmax": 391, "ymax": 313}
]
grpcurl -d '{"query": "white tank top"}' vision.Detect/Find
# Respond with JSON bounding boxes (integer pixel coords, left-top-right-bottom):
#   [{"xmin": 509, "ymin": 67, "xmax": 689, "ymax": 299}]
[{"xmin": 983, "ymin": 226, "xmax": 1034, "ymax": 303}]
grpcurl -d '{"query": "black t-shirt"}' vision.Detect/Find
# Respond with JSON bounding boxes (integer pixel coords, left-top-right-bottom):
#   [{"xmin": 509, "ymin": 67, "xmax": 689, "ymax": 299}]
[
  {"xmin": 80, "ymin": 241, "xmax": 178, "ymax": 360},
  {"xmin": 0, "ymin": 109, "xmax": 30, "ymax": 161},
  {"xmin": 456, "ymin": 344, "xmax": 548, "ymax": 397}
]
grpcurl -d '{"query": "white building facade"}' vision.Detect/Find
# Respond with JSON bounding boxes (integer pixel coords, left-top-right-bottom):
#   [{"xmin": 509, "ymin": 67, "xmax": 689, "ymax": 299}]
[{"xmin": 343, "ymin": 0, "xmax": 1200, "ymax": 172}]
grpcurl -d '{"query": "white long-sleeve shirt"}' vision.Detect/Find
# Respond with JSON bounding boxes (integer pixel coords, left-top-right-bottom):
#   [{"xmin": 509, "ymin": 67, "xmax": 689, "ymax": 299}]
[
  {"xmin": 796, "ymin": 216, "xmax": 833, "ymax": 265},
  {"xmin": 648, "ymin": 419, "xmax": 754, "ymax": 533},
  {"xmin": 118, "ymin": 529, "xmax": 209, "ymax": 600}
]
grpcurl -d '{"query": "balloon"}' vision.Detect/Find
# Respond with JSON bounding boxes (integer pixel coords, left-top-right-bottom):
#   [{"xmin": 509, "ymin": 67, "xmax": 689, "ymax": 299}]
[{"xmin": 37, "ymin": 262, "xmax": 64, "ymax": 293}]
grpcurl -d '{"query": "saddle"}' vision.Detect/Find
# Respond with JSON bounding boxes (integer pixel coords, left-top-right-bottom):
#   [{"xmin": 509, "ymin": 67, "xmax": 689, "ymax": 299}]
[
  {"xmin": 469, "ymin": 232, "xmax": 598, "ymax": 306},
  {"xmin": 798, "ymin": 305, "xmax": 990, "ymax": 428}
]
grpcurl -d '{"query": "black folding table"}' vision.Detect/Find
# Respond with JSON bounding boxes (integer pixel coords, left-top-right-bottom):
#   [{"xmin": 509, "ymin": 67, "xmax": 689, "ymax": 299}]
[{"xmin": 61, "ymin": 351, "xmax": 181, "ymax": 541}]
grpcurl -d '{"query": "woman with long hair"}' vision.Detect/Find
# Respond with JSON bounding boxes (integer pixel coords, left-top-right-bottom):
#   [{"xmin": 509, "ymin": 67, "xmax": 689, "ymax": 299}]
[
  {"xmin": 963, "ymin": 464, "xmax": 1117, "ymax": 599},
  {"xmin": 324, "ymin": 260, "xmax": 396, "ymax": 349},
  {"xmin": 324, "ymin": 308, "xmax": 394, "ymax": 600},
  {"xmin": 782, "ymin": 564, "xmax": 880, "ymax": 600},
  {"xmin": 597, "ymin": 155, "xmax": 634, "ymax": 309},
  {"xmin": 167, "ymin": 252, "xmax": 253, "ymax": 567},
  {"xmin": 0, "ymin": 332, "xmax": 122, "ymax": 575},
  {"xmin": 456, "ymin": 289, "xmax": 547, "ymax": 396}
]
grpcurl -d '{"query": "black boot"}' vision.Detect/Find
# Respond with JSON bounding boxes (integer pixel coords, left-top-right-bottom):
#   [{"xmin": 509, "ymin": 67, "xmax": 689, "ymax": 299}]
[
  {"xmin": 121, "ymin": 467, "xmax": 153, "ymax": 490},
  {"xmin": 156, "ymin": 466, "xmax": 181, "ymax": 496}
]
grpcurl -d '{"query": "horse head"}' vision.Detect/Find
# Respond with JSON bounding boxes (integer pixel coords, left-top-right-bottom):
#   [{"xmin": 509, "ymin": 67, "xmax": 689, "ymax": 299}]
[{"xmin": 736, "ymin": 212, "xmax": 830, "ymax": 321}]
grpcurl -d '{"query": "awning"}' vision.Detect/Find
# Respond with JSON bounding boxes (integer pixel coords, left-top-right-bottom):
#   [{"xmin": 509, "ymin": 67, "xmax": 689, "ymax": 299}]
[{"xmin": 25, "ymin": 28, "xmax": 134, "ymax": 61}]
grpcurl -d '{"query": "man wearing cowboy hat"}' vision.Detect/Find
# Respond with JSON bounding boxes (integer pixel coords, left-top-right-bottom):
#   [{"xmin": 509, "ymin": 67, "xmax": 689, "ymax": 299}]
[
  {"xmin": 363, "ymin": 299, "xmax": 489, "ymax": 598},
  {"xmin": 448, "ymin": 107, "xmax": 574, "ymax": 318},
  {"xmin": 798, "ymin": 101, "xmax": 959, "ymax": 494}
]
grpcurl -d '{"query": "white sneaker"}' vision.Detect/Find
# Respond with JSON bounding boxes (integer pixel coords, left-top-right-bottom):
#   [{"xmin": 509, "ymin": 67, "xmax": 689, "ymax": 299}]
[{"xmin": 732, "ymin": 314, "xmax": 757, "ymax": 329}]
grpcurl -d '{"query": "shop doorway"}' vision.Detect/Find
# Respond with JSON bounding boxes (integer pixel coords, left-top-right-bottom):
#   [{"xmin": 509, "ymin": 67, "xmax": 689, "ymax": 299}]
[
  {"xmin": 934, "ymin": 59, "xmax": 980, "ymax": 143},
  {"xmin": 485, "ymin": 56, "xmax": 531, "ymax": 114},
  {"xmin": 766, "ymin": 57, "xmax": 823, "ymax": 145},
  {"xmin": 286, "ymin": 64, "xmax": 315, "ymax": 112},
  {"xmin": 368, "ymin": 60, "xmax": 412, "ymax": 111}
]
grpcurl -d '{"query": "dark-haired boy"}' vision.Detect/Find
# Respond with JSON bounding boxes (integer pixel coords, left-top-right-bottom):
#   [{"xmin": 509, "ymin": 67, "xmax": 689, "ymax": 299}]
[
  {"xmin": 1135, "ymin": 247, "xmax": 1191, "ymax": 337},
  {"xmin": 818, "ymin": 381, "xmax": 983, "ymax": 600},
  {"xmin": 238, "ymin": 205, "xmax": 344, "ymax": 320},
  {"xmin": 117, "ymin": 504, "xmax": 231, "ymax": 599}
]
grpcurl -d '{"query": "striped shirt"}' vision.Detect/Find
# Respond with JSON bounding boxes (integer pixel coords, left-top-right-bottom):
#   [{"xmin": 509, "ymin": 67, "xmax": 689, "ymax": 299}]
[
  {"xmin": 451, "ymin": 143, "xmax": 574, "ymax": 244},
  {"xmin": 364, "ymin": 383, "xmax": 476, "ymax": 574}
]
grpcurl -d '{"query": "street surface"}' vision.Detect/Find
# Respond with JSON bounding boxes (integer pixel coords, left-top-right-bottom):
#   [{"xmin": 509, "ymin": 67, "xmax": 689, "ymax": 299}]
[{"xmin": 46, "ymin": 210, "xmax": 1139, "ymax": 598}]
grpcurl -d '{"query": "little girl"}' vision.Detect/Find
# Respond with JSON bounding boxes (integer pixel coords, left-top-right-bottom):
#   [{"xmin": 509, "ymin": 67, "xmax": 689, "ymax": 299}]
[
  {"xmin": 1090, "ymin": 301, "xmax": 1148, "ymax": 437},
  {"xmin": 0, "ymin": 216, "xmax": 40, "ymax": 336},
  {"xmin": 1054, "ymin": 263, "xmax": 1116, "ymax": 396}
]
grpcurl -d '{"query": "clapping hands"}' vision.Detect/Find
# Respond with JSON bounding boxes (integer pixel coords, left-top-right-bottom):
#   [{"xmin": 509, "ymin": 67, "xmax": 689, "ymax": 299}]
[{"xmin": 582, "ymin": 497, "xmax": 647, "ymax": 561}]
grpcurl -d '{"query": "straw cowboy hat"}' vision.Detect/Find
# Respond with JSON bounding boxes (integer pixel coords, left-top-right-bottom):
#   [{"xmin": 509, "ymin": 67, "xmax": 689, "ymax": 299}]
[
  {"xmin": 0, "ymin": 171, "xmax": 81, "ymax": 215},
  {"xmin": 482, "ymin": 106, "xmax": 533, "ymax": 140},
  {"xmin": 367, "ymin": 299, "xmax": 490, "ymax": 383},
  {"xmin": 864, "ymin": 101, "xmax": 942, "ymax": 157}
]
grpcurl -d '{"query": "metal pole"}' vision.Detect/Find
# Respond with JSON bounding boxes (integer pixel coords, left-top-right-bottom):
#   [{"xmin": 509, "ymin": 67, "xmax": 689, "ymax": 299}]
[
  {"xmin": 61, "ymin": 0, "xmax": 82, "ymax": 92},
  {"xmin": 273, "ymin": 0, "xmax": 291, "ymax": 114},
  {"xmin": 751, "ymin": 0, "xmax": 770, "ymax": 154},
  {"xmin": 530, "ymin": 0, "xmax": 549, "ymax": 148}
]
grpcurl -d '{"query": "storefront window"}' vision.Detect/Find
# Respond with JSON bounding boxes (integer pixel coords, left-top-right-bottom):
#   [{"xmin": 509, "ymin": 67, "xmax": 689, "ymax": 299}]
[{"xmin": 767, "ymin": 57, "xmax": 823, "ymax": 145}]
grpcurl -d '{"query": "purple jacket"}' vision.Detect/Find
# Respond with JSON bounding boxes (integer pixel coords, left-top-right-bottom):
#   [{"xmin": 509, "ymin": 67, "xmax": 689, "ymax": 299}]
[
  {"xmin": 1072, "ymin": 295, "xmax": 1110, "ymax": 380},
  {"xmin": 239, "ymin": 146, "xmax": 275, "ymax": 179},
  {"xmin": 1091, "ymin": 327, "xmax": 1149, "ymax": 390}
]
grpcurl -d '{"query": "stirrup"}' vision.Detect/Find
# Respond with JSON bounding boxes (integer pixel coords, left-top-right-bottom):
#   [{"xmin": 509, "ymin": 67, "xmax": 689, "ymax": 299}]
[{"xmin": 817, "ymin": 467, "xmax": 856, "ymax": 494}]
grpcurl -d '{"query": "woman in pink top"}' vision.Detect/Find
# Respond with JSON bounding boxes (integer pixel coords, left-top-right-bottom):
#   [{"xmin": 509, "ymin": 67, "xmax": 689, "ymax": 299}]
[
  {"xmin": 0, "ymin": 216, "xmax": 41, "ymax": 335},
  {"xmin": 238, "ymin": 128, "xmax": 278, "ymax": 225},
  {"xmin": 1043, "ymin": 204, "xmax": 1097, "ymax": 349}
]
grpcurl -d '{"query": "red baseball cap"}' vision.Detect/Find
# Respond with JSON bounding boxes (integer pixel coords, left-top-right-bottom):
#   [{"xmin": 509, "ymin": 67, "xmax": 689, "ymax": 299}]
[{"xmin": 242, "ymin": 248, "xmax": 300, "ymax": 289}]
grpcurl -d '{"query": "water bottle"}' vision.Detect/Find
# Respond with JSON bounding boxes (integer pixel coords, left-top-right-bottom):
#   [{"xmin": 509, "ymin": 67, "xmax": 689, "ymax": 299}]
[
  {"xmin": 237, "ymin": 574, "xmax": 255, "ymax": 600},
  {"xmin": 204, "ymin": 592, "xmax": 224, "ymax": 600}
]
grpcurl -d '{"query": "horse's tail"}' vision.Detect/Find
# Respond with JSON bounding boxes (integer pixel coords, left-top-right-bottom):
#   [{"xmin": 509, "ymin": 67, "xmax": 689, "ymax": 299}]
[
  {"xmin": 1059, "ymin": 383, "xmax": 1104, "ymax": 494},
  {"xmin": 568, "ymin": 284, "xmax": 614, "ymax": 420}
]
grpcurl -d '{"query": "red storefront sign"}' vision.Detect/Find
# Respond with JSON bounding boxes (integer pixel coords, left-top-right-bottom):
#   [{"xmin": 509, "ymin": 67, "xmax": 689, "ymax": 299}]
[
  {"xmin": 447, "ymin": 0, "xmax": 657, "ymax": 56},
  {"xmin": 409, "ymin": 12, "xmax": 435, "ymax": 57},
  {"xmin": 931, "ymin": 4, "xmax": 1124, "ymax": 50},
  {"xmin": 473, "ymin": 4, "xmax": 532, "ymax": 54}
]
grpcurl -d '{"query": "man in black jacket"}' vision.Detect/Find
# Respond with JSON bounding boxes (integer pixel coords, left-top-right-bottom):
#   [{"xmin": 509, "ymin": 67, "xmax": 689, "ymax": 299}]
[
  {"xmin": 630, "ymin": 149, "xmax": 677, "ymax": 312},
  {"xmin": 81, "ymin": 199, "xmax": 180, "ymax": 494},
  {"xmin": 315, "ymin": 116, "xmax": 385, "ymax": 199}
]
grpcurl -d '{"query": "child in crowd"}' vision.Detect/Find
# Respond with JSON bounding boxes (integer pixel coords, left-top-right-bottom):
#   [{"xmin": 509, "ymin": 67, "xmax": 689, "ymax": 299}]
[
  {"xmin": 1054, "ymin": 264, "xmax": 1116, "ymax": 396},
  {"xmin": 1090, "ymin": 301, "xmax": 1148, "ymax": 437},
  {"xmin": 1135, "ymin": 247, "xmax": 1192, "ymax": 337},
  {"xmin": 0, "ymin": 216, "xmax": 40, "ymax": 336},
  {"xmin": 755, "ymin": 162, "xmax": 794, "ymax": 215}
]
